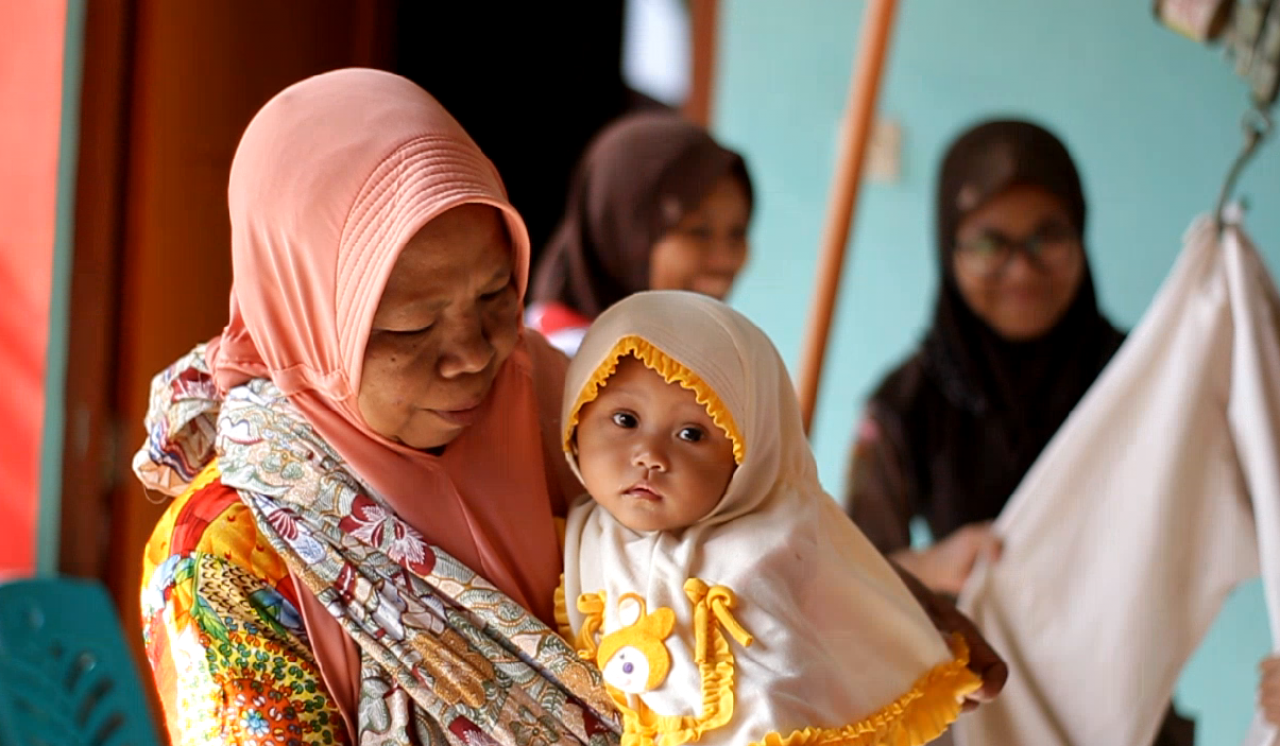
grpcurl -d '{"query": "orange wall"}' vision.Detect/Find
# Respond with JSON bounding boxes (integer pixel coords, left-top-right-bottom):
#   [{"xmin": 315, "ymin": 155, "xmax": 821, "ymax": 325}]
[{"xmin": 0, "ymin": 2, "xmax": 67, "ymax": 573}]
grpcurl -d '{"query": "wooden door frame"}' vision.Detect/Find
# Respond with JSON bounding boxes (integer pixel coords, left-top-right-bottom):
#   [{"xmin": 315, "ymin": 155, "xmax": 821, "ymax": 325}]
[
  {"xmin": 684, "ymin": 0, "xmax": 720, "ymax": 127},
  {"xmin": 56, "ymin": 0, "xmax": 134, "ymax": 582}
]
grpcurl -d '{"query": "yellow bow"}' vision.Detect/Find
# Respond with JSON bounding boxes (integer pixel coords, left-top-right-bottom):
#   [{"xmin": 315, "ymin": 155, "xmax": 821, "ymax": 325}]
[{"xmin": 684, "ymin": 579, "xmax": 754, "ymax": 664}]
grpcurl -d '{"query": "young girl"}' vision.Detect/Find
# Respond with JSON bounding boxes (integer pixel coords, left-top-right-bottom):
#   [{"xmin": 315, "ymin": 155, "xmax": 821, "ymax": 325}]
[
  {"xmin": 528, "ymin": 112, "xmax": 753, "ymax": 356},
  {"xmin": 558, "ymin": 290, "xmax": 981, "ymax": 746}
]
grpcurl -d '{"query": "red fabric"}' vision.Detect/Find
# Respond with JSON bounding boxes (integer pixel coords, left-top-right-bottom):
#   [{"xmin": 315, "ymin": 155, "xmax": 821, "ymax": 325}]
[
  {"xmin": 527, "ymin": 301, "xmax": 591, "ymax": 337},
  {"xmin": 0, "ymin": 1, "xmax": 66, "ymax": 573}
]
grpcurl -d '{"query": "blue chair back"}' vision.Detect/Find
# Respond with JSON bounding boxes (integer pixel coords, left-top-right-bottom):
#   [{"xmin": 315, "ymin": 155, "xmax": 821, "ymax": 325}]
[{"xmin": 0, "ymin": 577, "xmax": 161, "ymax": 746}]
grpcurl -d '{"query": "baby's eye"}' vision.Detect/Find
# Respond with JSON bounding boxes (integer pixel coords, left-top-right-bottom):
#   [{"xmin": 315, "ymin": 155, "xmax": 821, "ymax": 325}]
[
  {"xmin": 678, "ymin": 427, "xmax": 705, "ymax": 443},
  {"xmin": 612, "ymin": 412, "xmax": 638, "ymax": 428}
]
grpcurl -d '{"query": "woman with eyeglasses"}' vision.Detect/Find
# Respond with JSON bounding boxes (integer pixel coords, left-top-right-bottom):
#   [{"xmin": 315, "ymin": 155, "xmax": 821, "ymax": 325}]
[{"xmin": 844, "ymin": 118, "xmax": 1196, "ymax": 745}]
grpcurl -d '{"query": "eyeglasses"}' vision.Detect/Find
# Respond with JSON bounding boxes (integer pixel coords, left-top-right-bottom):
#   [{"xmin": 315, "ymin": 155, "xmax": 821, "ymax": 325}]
[{"xmin": 954, "ymin": 222, "xmax": 1079, "ymax": 278}]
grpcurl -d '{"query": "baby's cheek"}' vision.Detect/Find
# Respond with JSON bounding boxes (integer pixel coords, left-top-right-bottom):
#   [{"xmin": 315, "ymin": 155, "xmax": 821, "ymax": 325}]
[{"xmin": 578, "ymin": 435, "xmax": 622, "ymax": 494}]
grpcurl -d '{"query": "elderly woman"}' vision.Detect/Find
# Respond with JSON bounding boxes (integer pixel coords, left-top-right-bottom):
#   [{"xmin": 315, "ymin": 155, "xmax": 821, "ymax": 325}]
[{"xmin": 136, "ymin": 69, "xmax": 1002, "ymax": 745}]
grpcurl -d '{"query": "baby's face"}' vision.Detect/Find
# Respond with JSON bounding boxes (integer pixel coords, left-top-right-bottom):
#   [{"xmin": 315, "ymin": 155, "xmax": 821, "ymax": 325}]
[{"xmin": 575, "ymin": 357, "xmax": 737, "ymax": 532}]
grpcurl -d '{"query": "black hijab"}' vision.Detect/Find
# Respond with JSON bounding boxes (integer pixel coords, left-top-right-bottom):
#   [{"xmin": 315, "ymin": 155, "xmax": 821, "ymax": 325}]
[{"xmin": 870, "ymin": 119, "xmax": 1125, "ymax": 536}]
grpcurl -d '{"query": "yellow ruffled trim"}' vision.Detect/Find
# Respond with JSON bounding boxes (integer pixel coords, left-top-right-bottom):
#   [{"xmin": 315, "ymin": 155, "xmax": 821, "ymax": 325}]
[
  {"xmin": 751, "ymin": 634, "xmax": 983, "ymax": 746},
  {"xmin": 553, "ymin": 574, "xmax": 574, "ymax": 642},
  {"xmin": 576, "ymin": 591, "xmax": 607, "ymax": 662},
  {"xmin": 564, "ymin": 335, "xmax": 745, "ymax": 464}
]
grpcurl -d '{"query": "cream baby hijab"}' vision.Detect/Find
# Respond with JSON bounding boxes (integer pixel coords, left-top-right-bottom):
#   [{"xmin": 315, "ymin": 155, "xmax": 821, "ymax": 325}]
[{"xmin": 559, "ymin": 291, "xmax": 980, "ymax": 746}]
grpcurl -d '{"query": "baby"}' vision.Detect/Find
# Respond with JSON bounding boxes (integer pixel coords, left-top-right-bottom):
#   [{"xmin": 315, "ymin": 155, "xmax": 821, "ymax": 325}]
[{"xmin": 558, "ymin": 291, "xmax": 980, "ymax": 746}]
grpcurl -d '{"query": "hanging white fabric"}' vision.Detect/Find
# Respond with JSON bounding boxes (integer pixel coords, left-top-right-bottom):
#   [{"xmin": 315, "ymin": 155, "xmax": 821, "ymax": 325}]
[{"xmin": 952, "ymin": 216, "xmax": 1280, "ymax": 746}]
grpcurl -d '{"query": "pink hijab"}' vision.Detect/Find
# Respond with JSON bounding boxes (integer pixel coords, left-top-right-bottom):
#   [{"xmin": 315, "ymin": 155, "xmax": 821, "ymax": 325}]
[{"xmin": 206, "ymin": 68, "xmax": 563, "ymax": 723}]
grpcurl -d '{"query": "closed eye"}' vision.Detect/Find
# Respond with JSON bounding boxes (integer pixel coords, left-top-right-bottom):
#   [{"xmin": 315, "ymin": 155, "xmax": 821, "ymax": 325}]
[
  {"xmin": 384, "ymin": 324, "xmax": 434, "ymax": 336},
  {"xmin": 480, "ymin": 282, "xmax": 512, "ymax": 302},
  {"xmin": 612, "ymin": 411, "xmax": 638, "ymax": 428},
  {"xmin": 479, "ymin": 271, "xmax": 515, "ymax": 302}
]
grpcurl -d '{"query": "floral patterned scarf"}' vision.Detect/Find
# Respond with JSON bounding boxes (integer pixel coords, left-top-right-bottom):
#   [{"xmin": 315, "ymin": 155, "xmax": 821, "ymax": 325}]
[{"xmin": 135, "ymin": 347, "xmax": 619, "ymax": 745}]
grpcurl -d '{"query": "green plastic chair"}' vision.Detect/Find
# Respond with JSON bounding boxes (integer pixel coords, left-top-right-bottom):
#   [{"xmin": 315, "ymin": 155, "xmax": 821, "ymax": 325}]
[{"xmin": 0, "ymin": 577, "xmax": 161, "ymax": 746}]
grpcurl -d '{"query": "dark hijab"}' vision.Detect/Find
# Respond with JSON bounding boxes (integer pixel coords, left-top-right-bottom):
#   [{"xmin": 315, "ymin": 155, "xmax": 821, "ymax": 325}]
[
  {"xmin": 530, "ymin": 111, "xmax": 753, "ymax": 319},
  {"xmin": 869, "ymin": 119, "xmax": 1125, "ymax": 536}
]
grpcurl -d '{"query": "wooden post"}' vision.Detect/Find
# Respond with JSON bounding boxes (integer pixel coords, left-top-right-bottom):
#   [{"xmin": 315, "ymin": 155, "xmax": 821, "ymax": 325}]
[
  {"xmin": 684, "ymin": 0, "xmax": 719, "ymax": 127},
  {"xmin": 796, "ymin": 0, "xmax": 900, "ymax": 435}
]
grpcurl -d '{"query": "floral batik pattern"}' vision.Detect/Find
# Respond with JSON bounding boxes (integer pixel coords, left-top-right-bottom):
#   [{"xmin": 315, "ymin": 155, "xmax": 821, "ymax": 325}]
[{"xmin": 134, "ymin": 345, "xmax": 220, "ymax": 494}]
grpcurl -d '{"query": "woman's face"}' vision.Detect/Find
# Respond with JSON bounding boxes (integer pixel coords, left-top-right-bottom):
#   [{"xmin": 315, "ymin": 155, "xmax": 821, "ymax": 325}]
[
  {"xmin": 359, "ymin": 204, "xmax": 521, "ymax": 450},
  {"xmin": 952, "ymin": 184, "xmax": 1086, "ymax": 341},
  {"xmin": 648, "ymin": 174, "xmax": 751, "ymax": 300}
]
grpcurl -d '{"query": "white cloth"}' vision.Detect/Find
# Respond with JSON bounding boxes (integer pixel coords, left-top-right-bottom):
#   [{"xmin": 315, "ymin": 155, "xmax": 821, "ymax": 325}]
[
  {"xmin": 561, "ymin": 291, "xmax": 978, "ymax": 746},
  {"xmin": 953, "ymin": 217, "xmax": 1280, "ymax": 746}
]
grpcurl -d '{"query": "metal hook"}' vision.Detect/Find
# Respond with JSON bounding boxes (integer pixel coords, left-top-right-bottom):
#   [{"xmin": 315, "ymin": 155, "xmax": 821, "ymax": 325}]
[{"xmin": 1215, "ymin": 105, "xmax": 1274, "ymax": 231}]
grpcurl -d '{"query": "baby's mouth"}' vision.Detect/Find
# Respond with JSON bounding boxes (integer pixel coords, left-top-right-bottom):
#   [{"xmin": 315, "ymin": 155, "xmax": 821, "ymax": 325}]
[{"xmin": 624, "ymin": 481, "xmax": 663, "ymax": 501}]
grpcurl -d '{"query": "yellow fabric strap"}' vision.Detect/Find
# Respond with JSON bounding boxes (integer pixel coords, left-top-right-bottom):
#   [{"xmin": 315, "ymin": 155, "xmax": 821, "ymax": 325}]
[
  {"xmin": 575, "ymin": 591, "xmax": 607, "ymax": 661},
  {"xmin": 691, "ymin": 593, "xmax": 710, "ymax": 664},
  {"xmin": 708, "ymin": 588, "xmax": 754, "ymax": 649},
  {"xmin": 684, "ymin": 579, "xmax": 753, "ymax": 665},
  {"xmin": 553, "ymin": 575, "xmax": 574, "ymax": 642}
]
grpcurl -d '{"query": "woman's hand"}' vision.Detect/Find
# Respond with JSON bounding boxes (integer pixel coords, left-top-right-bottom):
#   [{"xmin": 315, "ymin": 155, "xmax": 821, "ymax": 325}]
[
  {"xmin": 890, "ymin": 522, "xmax": 1002, "ymax": 596},
  {"xmin": 890, "ymin": 560, "xmax": 1008, "ymax": 711},
  {"xmin": 1261, "ymin": 656, "xmax": 1280, "ymax": 725}
]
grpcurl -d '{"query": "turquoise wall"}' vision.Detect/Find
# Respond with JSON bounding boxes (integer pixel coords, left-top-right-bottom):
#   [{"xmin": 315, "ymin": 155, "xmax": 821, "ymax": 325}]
[{"xmin": 715, "ymin": 0, "xmax": 1279, "ymax": 742}]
